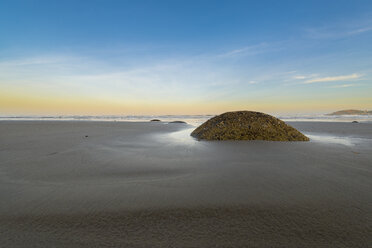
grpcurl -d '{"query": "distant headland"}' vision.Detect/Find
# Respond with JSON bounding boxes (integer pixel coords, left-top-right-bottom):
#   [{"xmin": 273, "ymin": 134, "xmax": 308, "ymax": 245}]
[{"xmin": 327, "ymin": 109, "xmax": 372, "ymax": 115}]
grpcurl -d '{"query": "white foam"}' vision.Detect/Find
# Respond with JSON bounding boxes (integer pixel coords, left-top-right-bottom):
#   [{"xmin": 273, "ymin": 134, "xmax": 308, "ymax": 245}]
[
  {"xmin": 305, "ymin": 134, "xmax": 372, "ymax": 147},
  {"xmin": 166, "ymin": 128, "xmax": 198, "ymax": 145}
]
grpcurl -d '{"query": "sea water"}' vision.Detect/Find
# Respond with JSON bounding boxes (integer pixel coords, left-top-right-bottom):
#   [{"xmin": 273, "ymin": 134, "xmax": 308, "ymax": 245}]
[{"xmin": 1, "ymin": 114, "xmax": 371, "ymax": 126}]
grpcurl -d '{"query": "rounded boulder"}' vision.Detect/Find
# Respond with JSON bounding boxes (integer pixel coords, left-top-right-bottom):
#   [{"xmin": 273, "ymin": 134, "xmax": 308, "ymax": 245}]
[{"xmin": 191, "ymin": 111, "xmax": 309, "ymax": 141}]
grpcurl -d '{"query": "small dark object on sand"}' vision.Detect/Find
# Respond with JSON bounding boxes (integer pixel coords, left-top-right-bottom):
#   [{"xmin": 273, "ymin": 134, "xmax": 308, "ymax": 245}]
[
  {"xmin": 169, "ymin": 121, "xmax": 187, "ymax": 124},
  {"xmin": 150, "ymin": 119, "xmax": 161, "ymax": 122},
  {"xmin": 191, "ymin": 111, "xmax": 309, "ymax": 141},
  {"xmin": 84, "ymin": 135, "xmax": 89, "ymax": 138},
  {"xmin": 352, "ymin": 121, "xmax": 359, "ymax": 123}
]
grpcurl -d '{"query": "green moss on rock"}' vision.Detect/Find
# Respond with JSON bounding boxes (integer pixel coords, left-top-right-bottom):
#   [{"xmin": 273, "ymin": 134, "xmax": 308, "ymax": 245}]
[{"xmin": 191, "ymin": 111, "xmax": 309, "ymax": 141}]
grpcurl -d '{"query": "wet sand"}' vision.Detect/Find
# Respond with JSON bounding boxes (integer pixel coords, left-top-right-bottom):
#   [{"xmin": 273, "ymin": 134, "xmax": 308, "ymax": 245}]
[{"xmin": 0, "ymin": 121, "xmax": 371, "ymax": 247}]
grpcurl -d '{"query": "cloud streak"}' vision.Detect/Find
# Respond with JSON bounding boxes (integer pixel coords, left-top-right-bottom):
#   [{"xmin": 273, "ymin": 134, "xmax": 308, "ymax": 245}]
[
  {"xmin": 303, "ymin": 73, "xmax": 362, "ymax": 84},
  {"xmin": 304, "ymin": 18, "xmax": 372, "ymax": 40},
  {"xmin": 217, "ymin": 42, "xmax": 276, "ymax": 58},
  {"xmin": 329, "ymin": 84, "xmax": 358, "ymax": 88}
]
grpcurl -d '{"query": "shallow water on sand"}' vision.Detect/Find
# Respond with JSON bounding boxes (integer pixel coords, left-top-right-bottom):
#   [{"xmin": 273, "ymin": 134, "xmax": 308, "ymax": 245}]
[
  {"xmin": 163, "ymin": 127, "xmax": 198, "ymax": 145},
  {"xmin": 161, "ymin": 124, "xmax": 372, "ymax": 148},
  {"xmin": 305, "ymin": 133, "xmax": 372, "ymax": 146}
]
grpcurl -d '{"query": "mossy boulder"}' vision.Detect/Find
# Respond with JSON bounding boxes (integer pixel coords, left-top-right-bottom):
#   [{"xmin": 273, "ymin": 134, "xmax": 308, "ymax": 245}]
[{"xmin": 191, "ymin": 111, "xmax": 309, "ymax": 141}]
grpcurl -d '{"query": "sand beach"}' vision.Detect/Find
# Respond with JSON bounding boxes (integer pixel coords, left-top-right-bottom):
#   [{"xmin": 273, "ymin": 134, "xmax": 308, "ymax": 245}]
[{"xmin": 0, "ymin": 120, "xmax": 371, "ymax": 247}]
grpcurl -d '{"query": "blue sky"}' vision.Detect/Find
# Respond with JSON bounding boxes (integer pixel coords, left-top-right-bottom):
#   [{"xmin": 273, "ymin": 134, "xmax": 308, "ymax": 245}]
[{"xmin": 0, "ymin": 0, "xmax": 372, "ymax": 115}]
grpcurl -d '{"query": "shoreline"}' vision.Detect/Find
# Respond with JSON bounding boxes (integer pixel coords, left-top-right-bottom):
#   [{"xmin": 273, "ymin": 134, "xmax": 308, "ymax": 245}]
[{"xmin": 1, "ymin": 114, "xmax": 372, "ymax": 126}]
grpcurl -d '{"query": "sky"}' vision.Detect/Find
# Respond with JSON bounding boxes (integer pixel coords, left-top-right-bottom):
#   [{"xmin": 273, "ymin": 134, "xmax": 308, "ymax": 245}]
[{"xmin": 1, "ymin": 0, "xmax": 372, "ymax": 115}]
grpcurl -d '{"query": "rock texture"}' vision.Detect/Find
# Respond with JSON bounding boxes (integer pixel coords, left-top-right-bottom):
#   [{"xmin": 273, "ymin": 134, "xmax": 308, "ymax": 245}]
[
  {"xmin": 191, "ymin": 111, "xmax": 309, "ymax": 141},
  {"xmin": 169, "ymin": 121, "xmax": 187, "ymax": 124}
]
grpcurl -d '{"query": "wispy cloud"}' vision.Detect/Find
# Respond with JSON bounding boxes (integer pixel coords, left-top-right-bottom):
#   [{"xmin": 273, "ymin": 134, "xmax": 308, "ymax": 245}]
[
  {"xmin": 329, "ymin": 84, "xmax": 358, "ymax": 88},
  {"xmin": 348, "ymin": 26, "xmax": 372, "ymax": 35},
  {"xmin": 293, "ymin": 75, "xmax": 307, "ymax": 80},
  {"xmin": 306, "ymin": 26, "xmax": 372, "ymax": 39},
  {"xmin": 0, "ymin": 56, "xmax": 79, "ymax": 67},
  {"xmin": 303, "ymin": 73, "xmax": 362, "ymax": 84},
  {"xmin": 0, "ymin": 54, "xmax": 254, "ymax": 102},
  {"xmin": 287, "ymin": 74, "xmax": 318, "ymax": 82},
  {"xmin": 218, "ymin": 42, "xmax": 274, "ymax": 58},
  {"xmin": 304, "ymin": 18, "xmax": 372, "ymax": 39}
]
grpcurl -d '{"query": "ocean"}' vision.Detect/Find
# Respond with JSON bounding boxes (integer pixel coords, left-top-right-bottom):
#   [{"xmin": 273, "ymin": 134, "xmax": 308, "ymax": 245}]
[{"xmin": 0, "ymin": 114, "xmax": 371, "ymax": 126}]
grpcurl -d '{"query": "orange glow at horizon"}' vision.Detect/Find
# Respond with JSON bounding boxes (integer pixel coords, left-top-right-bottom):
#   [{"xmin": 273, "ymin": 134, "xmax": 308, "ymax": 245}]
[{"xmin": 1, "ymin": 90, "xmax": 371, "ymax": 116}]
